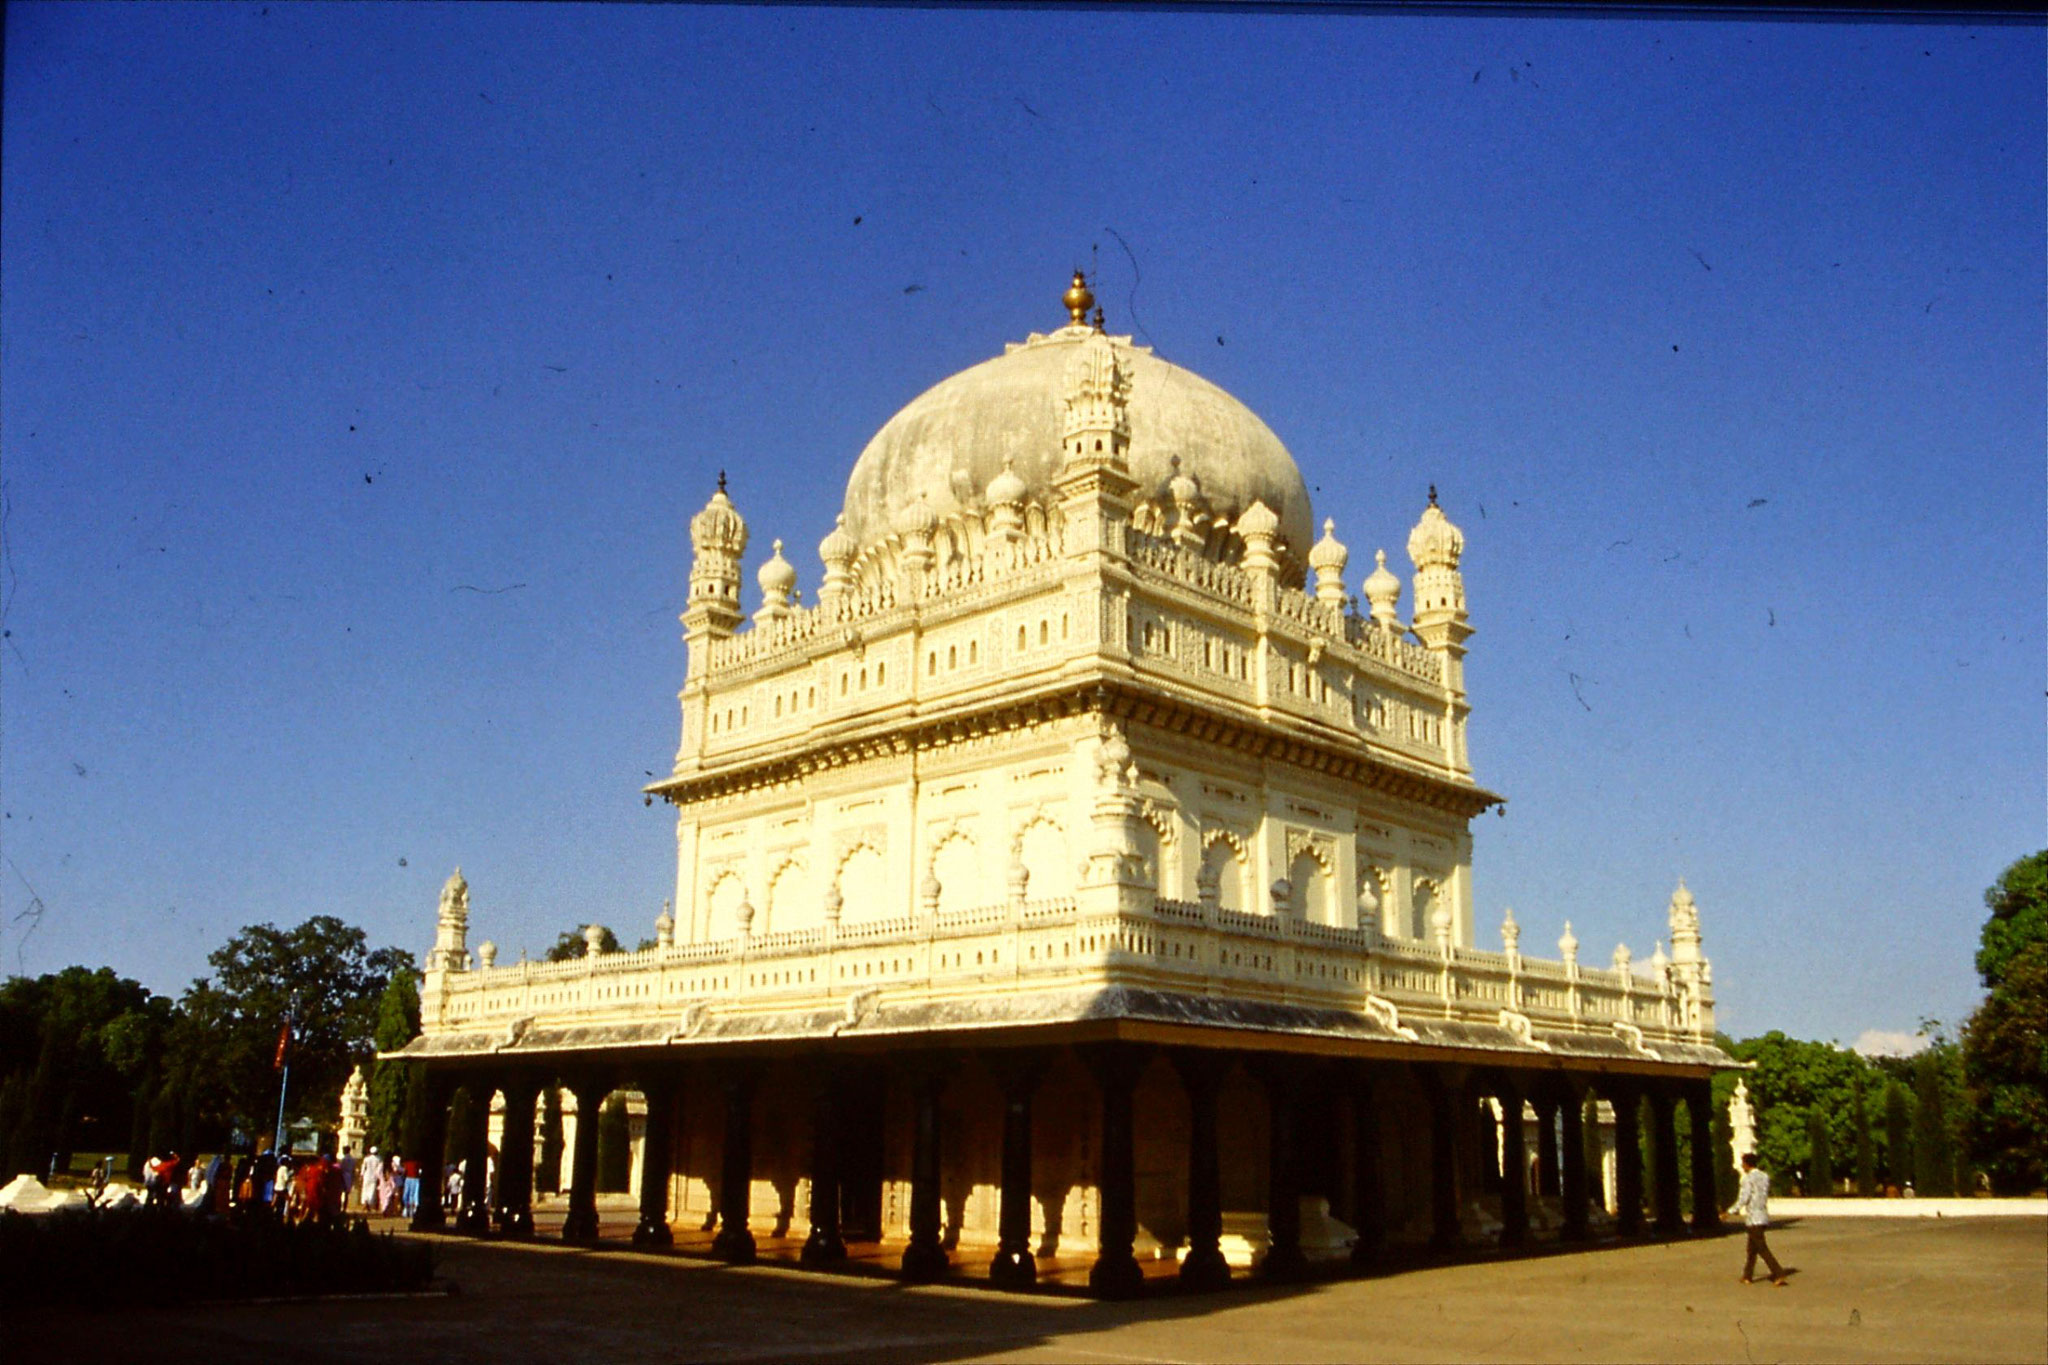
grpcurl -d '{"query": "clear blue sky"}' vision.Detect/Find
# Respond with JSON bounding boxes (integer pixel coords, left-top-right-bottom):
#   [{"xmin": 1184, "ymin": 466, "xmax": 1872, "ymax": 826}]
[{"xmin": 3, "ymin": 3, "xmax": 2041, "ymax": 1048}]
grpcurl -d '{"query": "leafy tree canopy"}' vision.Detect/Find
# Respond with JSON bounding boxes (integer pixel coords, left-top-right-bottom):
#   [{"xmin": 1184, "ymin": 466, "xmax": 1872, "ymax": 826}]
[
  {"xmin": 543, "ymin": 925, "xmax": 620, "ymax": 962},
  {"xmin": 179, "ymin": 916, "xmax": 414, "ymax": 1136},
  {"xmin": 1977, "ymin": 849, "xmax": 2048, "ymax": 988}
]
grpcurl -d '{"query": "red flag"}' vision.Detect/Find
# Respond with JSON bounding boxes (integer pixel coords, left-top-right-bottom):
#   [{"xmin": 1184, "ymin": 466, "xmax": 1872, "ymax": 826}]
[{"xmin": 273, "ymin": 1022, "xmax": 292, "ymax": 1071}]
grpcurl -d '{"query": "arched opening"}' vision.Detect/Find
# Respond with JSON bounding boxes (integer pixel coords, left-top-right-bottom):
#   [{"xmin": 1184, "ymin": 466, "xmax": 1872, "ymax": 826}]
[
  {"xmin": 1288, "ymin": 850, "xmax": 1330, "ymax": 923},
  {"xmin": 766, "ymin": 859, "xmax": 811, "ymax": 934},
  {"xmin": 837, "ymin": 845, "xmax": 889, "ymax": 923},
  {"xmin": 1201, "ymin": 838, "xmax": 1247, "ymax": 913},
  {"xmin": 1017, "ymin": 819, "xmax": 1070, "ymax": 901},
  {"xmin": 705, "ymin": 871, "xmax": 747, "ymax": 941},
  {"xmin": 930, "ymin": 833, "xmax": 983, "ymax": 915}
]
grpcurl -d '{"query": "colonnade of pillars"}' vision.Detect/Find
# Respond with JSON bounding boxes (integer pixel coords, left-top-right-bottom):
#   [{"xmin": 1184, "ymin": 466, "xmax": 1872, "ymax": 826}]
[{"xmin": 408, "ymin": 1052, "xmax": 1726, "ymax": 1295}]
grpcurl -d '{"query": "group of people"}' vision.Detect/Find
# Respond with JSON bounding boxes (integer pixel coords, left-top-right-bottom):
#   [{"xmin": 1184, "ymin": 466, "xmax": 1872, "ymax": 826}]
[{"xmin": 353, "ymin": 1148, "xmax": 431, "ymax": 1219}]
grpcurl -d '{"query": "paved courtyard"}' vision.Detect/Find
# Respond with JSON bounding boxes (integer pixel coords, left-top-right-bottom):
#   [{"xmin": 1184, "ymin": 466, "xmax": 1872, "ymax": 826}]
[{"xmin": 14, "ymin": 1217, "xmax": 2044, "ymax": 1363}]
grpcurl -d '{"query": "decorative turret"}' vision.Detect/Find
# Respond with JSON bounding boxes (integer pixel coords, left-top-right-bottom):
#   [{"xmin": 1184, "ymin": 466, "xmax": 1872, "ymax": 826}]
[
  {"xmin": 1500, "ymin": 905, "xmax": 1521, "ymax": 959},
  {"xmin": 1167, "ymin": 456, "xmax": 1208, "ymax": 554},
  {"xmin": 655, "ymin": 900, "xmax": 675, "ymax": 950},
  {"xmin": 1363, "ymin": 549, "xmax": 1403, "ymax": 633},
  {"xmin": 987, "ymin": 455, "xmax": 1028, "ymax": 547},
  {"xmin": 1666, "ymin": 880, "xmax": 1713, "ymax": 1037},
  {"xmin": 817, "ymin": 515, "xmax": 856, "ymax": 611},
  {"xmin": 899, "ymin": 494, "xmax": 938, "ymax": 586},
  {"xmin": 1059, "ymin": 285, "xmax": 1131, "ymax": 473},
  {"xmin": 1309, "ymin": 519, "xmax": 1349, "ymax": 607},
  {"xmin": 1235, "ymin": 500, "xmax": 1281, "ymax": 576},
  {"xmin": 583, "ymin": 922, "xmax": 609, "ymax": 957},
  {"xmin": 1558, "ymin": 919, "xmax": 1579, "ymax": 968},
  {"xmin": 429, "ymin": 868, "xmax": 470, "ymax": 971},
  {"xmin": 685, "ymin": 475, "xmax": 749, "ymax": 646},
  {"xmin": 1407, "ymin": 486, "xmax": 1467, "ymax": 636},
  {"xmin": 754, "ymin": 540, "xmax": 797, "ymax": 623}
]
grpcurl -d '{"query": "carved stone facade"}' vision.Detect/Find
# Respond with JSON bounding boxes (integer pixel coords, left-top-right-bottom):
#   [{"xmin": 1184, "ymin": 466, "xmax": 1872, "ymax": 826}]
[{"xmin": 394, "ymin": 279, "xmax": 1736, "ymax": 1289}]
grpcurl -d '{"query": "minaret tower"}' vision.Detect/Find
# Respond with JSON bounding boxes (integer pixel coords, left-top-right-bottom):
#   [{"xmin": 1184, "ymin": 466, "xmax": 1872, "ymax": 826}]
[
  {"xmin": 429, "ymin": 867, "xmax": 470, "ymax": 971},
  {"xmin": 1407, "ymin": 486, "xmax": 1473, "ymax": 773},
  {"xmin": 1052, "ymin": 272, "xmax": 1137, "ymax": 557},
  {"xmin": 683, "ymin": 474, "xmax": 749, "ymax": 674},
  {"xmin": 1666, "ymin": 880, "xmax": 1714, "ymax": 1037}
]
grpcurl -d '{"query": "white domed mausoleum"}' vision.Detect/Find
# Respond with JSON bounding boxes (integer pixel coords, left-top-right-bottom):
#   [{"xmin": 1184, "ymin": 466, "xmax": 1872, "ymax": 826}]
[{"xmin": 392, "ymin": 275, "xmax": 1737, "ymax": 1293}]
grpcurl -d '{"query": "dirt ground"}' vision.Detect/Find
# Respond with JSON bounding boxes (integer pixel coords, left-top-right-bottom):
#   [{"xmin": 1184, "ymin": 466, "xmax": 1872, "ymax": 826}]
[{"xmin": 13, "ymin": 1216, "xmax": 2044, "ymax": 1364}]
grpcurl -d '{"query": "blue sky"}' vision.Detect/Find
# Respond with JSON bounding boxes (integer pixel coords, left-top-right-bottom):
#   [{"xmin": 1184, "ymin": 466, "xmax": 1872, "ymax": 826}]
[{"xmin": 3, "ymin": 3, "xmax": 2040, "ymax": 1047}]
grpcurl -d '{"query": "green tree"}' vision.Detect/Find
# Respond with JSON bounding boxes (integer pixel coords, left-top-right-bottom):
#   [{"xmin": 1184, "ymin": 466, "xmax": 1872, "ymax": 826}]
[
  {"xmin": 536, "ymin": 1085, "xmax": 563, "ymax": 1195},
  {"xmin": 1804, "ymin": 1108, "xmax": 1833, "ymax": 1195},
  {"xmin": 1911, "ymin": 1050, "xmax": 1956, "ymax": 1195},
  {"xmin": 1851, "ymin": 1076, "xmax": 1876, "ymax": 1196},
  {"xmin": 1976, "ymin": 850, "xmax": 2048, "ymax": 987},
  {"xmin": 367, "ymin": 969, "xmax": 421, "ymax": 1155},
  {"xmin": 543, "ymin": 926, "xmax": 621, "ymax": 962},
  {"xmin": 1729, "ymin": 1031, "xmax": 1872, "ymax": 1182},
  {"xmin": 1882, "ymin": 1082, "xmax": 1912, "ymax": 1187},
  {"xmin": 444, "ymin": 1086, "xmax": 478, "ymax": 1189},
  {"xmin": 1962, "ymin": 851, "xmax": 2048, "ymax": 1194},
  {"xmin": 0, "ymin": 968, "xmax": 170, "ymax": 1177},
  {"xmin": 595, "ymin": 1092, "xmax": 631, "ymax": 1192},
  {"xmin": 175, "ymin": 917, "xmax": 414, "ymax": 1138}
]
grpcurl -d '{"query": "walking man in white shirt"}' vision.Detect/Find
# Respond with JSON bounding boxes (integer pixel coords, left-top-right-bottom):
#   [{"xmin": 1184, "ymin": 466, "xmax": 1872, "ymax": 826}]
[{"xmin": 1729, "ymin": 1151, "xmax": 1789, "ymax": 1286}]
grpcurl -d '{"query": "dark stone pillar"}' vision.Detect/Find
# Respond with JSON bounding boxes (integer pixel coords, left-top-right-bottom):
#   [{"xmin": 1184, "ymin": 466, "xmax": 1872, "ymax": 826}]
[
  {"xmin": 1689, "ymin": 1081, "xmax": 1721, "ymax": 1234},
  {"xmin": 632, "ymin": 1075, "xmax": 676, "ymax": 1248},
  {"xmin": 1535, "ymin": 1095, "xmax": 1561, "ymax": 1199},
  {"xmin": 801, "ymin": 1058, "xmax": 845, "ymax": 1265},
  {"xmin": 1258, "ymin": 1057, "xmax": 1308, "ymax": 1280},
  {"xmin": 1559, "ymin": 1084, "xmax": 1590, "ymax": 1242},
  {"xmin": 1424, "ymin": 1068, "xmax": 1463, "ymax": 1252},
  {"xmin": 560, "ymin": 1075, "xmax": 606, "ymax": 1244},
  {"xmin": 457, "ymin": 1081, "xmax": 495, "ymax": 1235},
  {"xmin": 1349, "ymin": 1066, "xmax": 1385, "ymax": 1268},
  {"xmin": 900, "ymin": 1058, "xmax": 950, "ymax": 1282},
  {"xmin": 408, "ymin": 1071, "xmax": 454, "ymax": 1232},
  {"xmin": 1649, "ymin": 1087, "xmax": 1684, "ymax": 1235},
  {"xmin": 1171, "ymin": 1049, "xmax": 1230, "ymax": 1292},
  {"xmin": 495, "ymin": 1075, "xmax": 539, "ymax": 1239},
  {"xmin": 986, "ymin": 1051, "xmax": 1047, "ymax": 1288},
  {"xmin": 1080, "ymin": 1044, "xmax": 1147, "ymax": 1298},
  {"xmin": 711, "ymin": 1067, "xmax": 757, "ymax": 1264},
  {"xmin": 1612, "ymin": 1084, "xmax": 1645, "ymax": 1237},
  {"xmin": 1496, "ymin": 1073, "xmax": 1529, "ymax": 1250}
]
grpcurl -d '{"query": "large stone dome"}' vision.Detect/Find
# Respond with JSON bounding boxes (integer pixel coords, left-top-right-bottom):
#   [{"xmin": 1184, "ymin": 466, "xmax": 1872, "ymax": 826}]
[{"xmin": 841, "ymin": 327, "xmax": 1314, "ymax": 556}]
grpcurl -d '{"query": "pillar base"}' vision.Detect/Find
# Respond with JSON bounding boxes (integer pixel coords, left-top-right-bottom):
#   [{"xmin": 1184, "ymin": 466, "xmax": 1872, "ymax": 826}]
[
  {"xmin": 408, "ymin": 1207, "xmax": 447, "ymax": 1234},
  {"xmin": 988, "ymin": 1247, "xmax": 1037, "ymax": 1288},
  {"xmin": 497, "ymin": 1210, "xmax": 535, "ymax": 1240},
  {"xmin": 1691, "ymin": 1211, "xmax": 1721, "ymax": 1235},
  {"xmin": 1498, "ymin": 1225, "xmax": 1528, "ymax": 1251},
  {"xmin": 1348, "ymin": 1237, "xmax": 1382, "ymax": 1270},
  {"xmin": 1177, "ymin": 1245, "xmax": 1231, "ymax": 1292},
  {"xmin": 560, "ymin": 1207, "xmax": 601, "ymax": 1244},
  {"xmin": 455, "ymin": 1205, "xmax": 493, "ymax": 1237},
  {"xmin": 800, "ymin": 1230, "xmax": 847, "ymax": 1265},
  {"xmin": 711, "ymin": 1225, "xmax": 756, "ymax": 1264},
  {"xmin": 630, "ymin": 1215, "xmax": 673, "ymax": 1248},
  {"xmin": 1089, "ymin": 1251, "xmax": 1145, "ymax": 1299},
  {"xmin": 900, "ymin": 1240, "xmax": 949, "ymax": 1282},
  {"xmin": 1559, "ymin": 1221, "xmax": 1590, "ymax": 1243},
  {"xmin": 1260, "ymin": 1245, "xmax": 1309, "ymax": 1281}
]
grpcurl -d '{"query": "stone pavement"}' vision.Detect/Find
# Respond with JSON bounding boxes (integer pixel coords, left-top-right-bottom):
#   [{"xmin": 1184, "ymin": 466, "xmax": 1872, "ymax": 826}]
[{"xmin": 12, "ymin": 1217, "xmax": 2043, "ymax": 1364}]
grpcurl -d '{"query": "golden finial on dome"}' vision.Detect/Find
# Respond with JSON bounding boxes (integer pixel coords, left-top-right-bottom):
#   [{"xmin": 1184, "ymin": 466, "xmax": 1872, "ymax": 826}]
[{"xmin": 1063, "ymin": 270, "xmax": 1095, "ymax": 327}]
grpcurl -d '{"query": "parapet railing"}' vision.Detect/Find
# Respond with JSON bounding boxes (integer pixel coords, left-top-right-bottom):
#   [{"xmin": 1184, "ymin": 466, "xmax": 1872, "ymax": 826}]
[{"xmin": 431, "ymin": 891, "xmax": 1708, "ymax": 1050}]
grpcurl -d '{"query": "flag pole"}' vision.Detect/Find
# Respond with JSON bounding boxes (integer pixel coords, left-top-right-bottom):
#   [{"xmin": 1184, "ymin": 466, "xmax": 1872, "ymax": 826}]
[{"xmin": 272, "ymin": 992, "xmax": 298, "ymax": 1156}]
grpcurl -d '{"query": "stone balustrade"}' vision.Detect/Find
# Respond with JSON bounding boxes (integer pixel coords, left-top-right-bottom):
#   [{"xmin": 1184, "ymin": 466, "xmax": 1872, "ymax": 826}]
[{"xmin": 427, "ymin": 891, "xmax": 1710, "ymax": 1048}]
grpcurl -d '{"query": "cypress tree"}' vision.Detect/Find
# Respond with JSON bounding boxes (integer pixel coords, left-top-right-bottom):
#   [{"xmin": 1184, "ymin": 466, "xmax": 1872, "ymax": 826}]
[
  {"xmin": 537, "ymin": 1084, "xmax": 564, "ymax": 1195},
  {"xmin": 398, "ymin": 1062, "xmax": 432, "ymax": 1163},
  {"xmin": 443, "ymin": 1086, "xmax": 477, "ymax": 1188},
  {"xmin": 1912, "ymin": 1053, "xmax": 1955, "ymax": 1195},
  {"xmin": 596, "ymin": 1093, "xmax": 631, "ymax": 1193},
  {"xmin": 367, "ymin": 969, "xmax": 421, "ymax": 1156},
  {"xmin": 1883, "ymin": 1082, "xmax": 1912, "ymax": 1188},
  {"xmin": 1852, "ymin": 1077, "xmax": 1876, "ymax": 1196},
  {"xmin": 0, "ymin": 1072, "xmax": 26, "ymax": 1179},
  {"xmin": 1805, "ymin": 1108, "xmax": 1833, "ymax": 1195}
]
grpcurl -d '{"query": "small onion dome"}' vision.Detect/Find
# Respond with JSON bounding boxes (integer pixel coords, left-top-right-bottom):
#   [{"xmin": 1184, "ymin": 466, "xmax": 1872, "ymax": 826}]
[
  {"xmin": 476, "ymin": 940, "xmax": 497, "ymax": 969},
  {"xmin": 1364, "ymin": 548, "xmax": 1402, "ymax": 613},
  {"xmin": 1168, "ymin": 454, "xmax": 1203, "ymax": 507},
  {"xmin": 1234, "ymin": 498, "xmax": 1281, "ymax": 540},
  {"xmin": 1309, "ymin": 518, "xmax": 1349, "ymax": 574},
  {"xmin": 986, "ymin": 454, "xmax": 1028, "ymax": 506},
  {"xmin": 757, "ymin": 539, "xmax": 797, "ymax": 597},
  {"xmin": 654, "ymin": 903, "xmax": 674, "ymax": 934},
  {"xmin": 1612, "ymin": 942, "xmax": 1633, "ymax": 971},
  {"xmin": 1558, "ymin": 920, "xmax": 1579, "ymax": 960},
  {"xmin": 819, "ymin": 513, "xmax": 856, "ymax": 566},
  {"xmin": 1650, "ymin": 940, "xmax": 1668, "ymax": 972},
  {"xmin": 1406, "ymin": 488, "xmax": 1463, "ymax": 571},
  {"xmin": 1062, "ymin": 269, "xmax": 1095, "ymax": 327},
  {"xmin": 900, "ymin": 492, "xmax": 939, "ymax": 538},
  {"xmin": 690, "ymin": 485, "xmax": 748, "ymax": 557}
]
